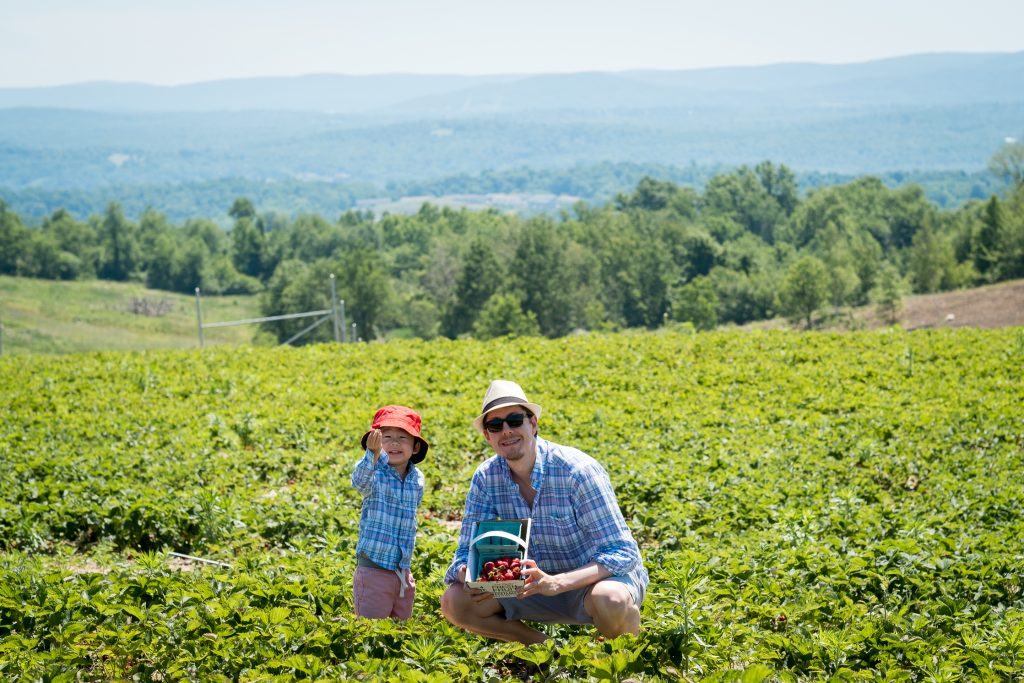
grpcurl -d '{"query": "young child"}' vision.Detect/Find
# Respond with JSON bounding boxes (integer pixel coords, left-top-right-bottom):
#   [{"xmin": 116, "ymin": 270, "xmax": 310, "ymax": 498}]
[{"xmin": 350, "ymin": 404, "xmax": 428, "ymax": 620}]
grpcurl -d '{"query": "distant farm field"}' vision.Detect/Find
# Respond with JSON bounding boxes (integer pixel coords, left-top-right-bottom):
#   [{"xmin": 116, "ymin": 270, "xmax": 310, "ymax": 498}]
[{"xmin": 1, "ymin": 330, "xmax": 1022, "ymax": 680}]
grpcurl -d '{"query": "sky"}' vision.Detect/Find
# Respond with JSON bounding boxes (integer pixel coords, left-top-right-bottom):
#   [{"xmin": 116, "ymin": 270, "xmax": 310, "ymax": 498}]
[{"xmin": 1, "ymin": 0, "xmax": 1022, "ymax": 88}]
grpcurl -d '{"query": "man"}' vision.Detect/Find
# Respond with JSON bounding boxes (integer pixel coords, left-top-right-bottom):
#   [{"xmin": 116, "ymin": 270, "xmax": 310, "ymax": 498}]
[{"xmin": 441, "ymin": 380, "xmax": 648, "ymax": 644}]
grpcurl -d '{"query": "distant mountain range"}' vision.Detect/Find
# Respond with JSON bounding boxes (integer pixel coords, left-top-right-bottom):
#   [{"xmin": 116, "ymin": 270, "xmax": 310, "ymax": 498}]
[
  {"xmin": 1, "ymin": 52, "xmax": 1022, "ymax": 222},
  {"xmin": 2, "ymin": 51, "xmax": 1022, "ymax": 114}
]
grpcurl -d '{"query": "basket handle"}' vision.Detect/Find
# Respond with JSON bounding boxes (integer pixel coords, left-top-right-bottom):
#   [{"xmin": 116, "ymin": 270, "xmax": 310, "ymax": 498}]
[{"xmin": 470, "ymin": 530, "xmax": 528, "ymax": 548}]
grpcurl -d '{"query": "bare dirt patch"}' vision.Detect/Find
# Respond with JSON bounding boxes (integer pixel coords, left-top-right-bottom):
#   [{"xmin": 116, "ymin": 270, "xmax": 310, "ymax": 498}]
[
  {"xmin": 744, "ymin": 279, "xmax": 1024, "ymax": 331},
  {"xmin": 860, "ymin": 279, "xmax": 1024, "ymax": 330},
  {"xmin": 67, "ymin": 558, "xmax": 111, "ymax": 574}
]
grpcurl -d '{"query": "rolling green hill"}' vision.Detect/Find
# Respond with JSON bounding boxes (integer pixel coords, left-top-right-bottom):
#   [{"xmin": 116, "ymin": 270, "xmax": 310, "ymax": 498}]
[{"xmin": 0, "ymin": 275, "xmax": 264, "ymax": 355}]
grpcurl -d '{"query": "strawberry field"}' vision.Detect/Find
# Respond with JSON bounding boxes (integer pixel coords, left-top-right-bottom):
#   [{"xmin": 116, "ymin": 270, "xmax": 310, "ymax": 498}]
[{"xmin": 1, "ymin": 328, "xmax": 1023, "ymax": 681}]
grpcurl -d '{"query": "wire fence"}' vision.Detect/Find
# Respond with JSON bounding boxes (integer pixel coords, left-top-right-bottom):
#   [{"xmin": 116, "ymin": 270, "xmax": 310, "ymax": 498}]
[
  {"xmin": 0, "ymin": 276, "xmax": 354, "ymax": 356},
  {"xmin": 195, "ymin": 274, "xmax": 353, "ymax": 348}
]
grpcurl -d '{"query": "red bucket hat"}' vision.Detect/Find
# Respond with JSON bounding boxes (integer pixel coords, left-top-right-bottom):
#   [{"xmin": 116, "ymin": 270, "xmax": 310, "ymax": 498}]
[{"xmin": 360, "ymin": 405, "xmax": 429, "ymax": 464}]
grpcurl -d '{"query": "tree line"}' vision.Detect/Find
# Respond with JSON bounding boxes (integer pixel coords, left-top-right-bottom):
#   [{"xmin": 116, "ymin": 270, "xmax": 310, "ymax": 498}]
[{"xmin": 2, "ymin": 154, "xmax": 1023, "ymax": 341}]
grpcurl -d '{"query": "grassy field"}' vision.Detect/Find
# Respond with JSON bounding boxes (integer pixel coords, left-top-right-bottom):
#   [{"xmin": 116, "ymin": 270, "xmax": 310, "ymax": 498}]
[
  {"xmin": 3, "ymin": 275, "xmax": 1023, "ymax": 357},
  {"xmin": 1, "ymin": 329, "xmax": 1022, "ymax": 680},
  {"xmin": 0, "ymin": 275, "xmax": 265, "ymax": 354}
]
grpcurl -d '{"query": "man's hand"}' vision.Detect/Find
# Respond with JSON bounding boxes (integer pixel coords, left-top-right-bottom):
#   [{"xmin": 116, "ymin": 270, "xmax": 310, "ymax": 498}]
[
  {"xmin": 518, "ymin": 559, "xmax": 565, "ymax": 597},
  {"xmin": 366, "ymin": 428, "xmax": 383, "ymax": 462},
  {"xmin": 457, "ymin": 565, "xmax": 498, "ymax": 605}
]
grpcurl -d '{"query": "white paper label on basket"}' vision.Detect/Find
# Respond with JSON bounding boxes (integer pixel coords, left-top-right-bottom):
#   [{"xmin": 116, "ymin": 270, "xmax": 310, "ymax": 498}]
[{"xmin": 485, "ymin": 582, "xmax": 522, "ymax": 598}]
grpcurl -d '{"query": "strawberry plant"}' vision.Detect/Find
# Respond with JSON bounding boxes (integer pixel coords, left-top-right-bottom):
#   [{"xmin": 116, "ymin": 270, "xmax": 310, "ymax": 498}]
[{"xmin": 1, "ymin": 328, "xmax": 1022, "ymax": 679}]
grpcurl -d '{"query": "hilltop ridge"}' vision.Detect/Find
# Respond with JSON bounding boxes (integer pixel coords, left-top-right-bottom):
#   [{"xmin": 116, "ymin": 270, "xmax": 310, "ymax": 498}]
[{"xmin": 2, "ymin": 51, "xmax": 1021, "ymax": 113}]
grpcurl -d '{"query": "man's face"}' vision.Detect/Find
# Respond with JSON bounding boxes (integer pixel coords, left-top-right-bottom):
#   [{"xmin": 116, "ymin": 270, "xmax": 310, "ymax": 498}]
[{"xmin": 482, "ymin": 405, "xmax": 537, "ymax": 463}]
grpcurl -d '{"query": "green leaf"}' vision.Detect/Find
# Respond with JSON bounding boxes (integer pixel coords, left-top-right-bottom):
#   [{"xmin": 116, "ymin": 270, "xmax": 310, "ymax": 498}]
[
  {"xmin": 268, "ymin": 606, "xmax": 291, "ymax": 624},
  {"xmin": 122, "ymin": 604, "xmax": 146, "ymax": 621}
]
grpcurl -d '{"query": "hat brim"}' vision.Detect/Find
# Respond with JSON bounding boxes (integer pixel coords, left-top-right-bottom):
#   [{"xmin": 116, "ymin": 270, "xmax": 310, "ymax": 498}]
[
  {"xmin": 472, "ymin": 400, "xmax": 543, "ymax": 434},
  {"xmin": 361, "ymin": 430, "xmax": 429, "ymax": 464}
]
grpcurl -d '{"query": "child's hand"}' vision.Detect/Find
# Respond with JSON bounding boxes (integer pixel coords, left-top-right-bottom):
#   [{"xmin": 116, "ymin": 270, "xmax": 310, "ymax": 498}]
[{"xmin": 366, "ymin": 428, "xmax": 383, "ymax": 460}]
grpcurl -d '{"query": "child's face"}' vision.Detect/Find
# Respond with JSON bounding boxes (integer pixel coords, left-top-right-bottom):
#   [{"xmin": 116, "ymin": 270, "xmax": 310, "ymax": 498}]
[{"xmin": 379, "ymin": 426, "xmax": 419, "ymax": 469}]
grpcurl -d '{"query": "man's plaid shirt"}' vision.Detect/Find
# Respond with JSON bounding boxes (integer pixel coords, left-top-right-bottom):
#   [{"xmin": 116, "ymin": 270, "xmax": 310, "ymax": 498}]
[{"xmin": 444, "ymin": 437, "xmax": 647, "ymax": 588}]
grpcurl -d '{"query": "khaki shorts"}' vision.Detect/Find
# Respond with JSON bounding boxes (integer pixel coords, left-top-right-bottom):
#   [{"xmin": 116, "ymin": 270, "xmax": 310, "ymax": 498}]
[{"xmin": 497, "ymin": 574, "xmax": 645, "ymax": 625}]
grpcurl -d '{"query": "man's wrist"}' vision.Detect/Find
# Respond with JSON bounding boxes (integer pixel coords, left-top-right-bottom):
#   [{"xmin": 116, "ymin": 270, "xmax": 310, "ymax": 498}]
[{"xmin": 543, "ymin": 572, "xmax": 578, "ymax": 595}]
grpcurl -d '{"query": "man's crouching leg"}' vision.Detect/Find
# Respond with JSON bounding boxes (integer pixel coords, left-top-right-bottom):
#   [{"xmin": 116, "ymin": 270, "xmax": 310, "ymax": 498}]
[
  {"xmin": 440, "ymin": 582, "xmax": 547, "ymax": 644},
  {"xmin": 584, "ymin": 580, "xmax": 640, "ymax": 639}
]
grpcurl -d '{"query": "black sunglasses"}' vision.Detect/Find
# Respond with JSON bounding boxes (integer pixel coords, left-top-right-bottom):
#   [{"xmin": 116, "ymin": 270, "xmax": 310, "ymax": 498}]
[{"xmin": 483, "ymin": 412, "xmax": 528, "ymax": 433}]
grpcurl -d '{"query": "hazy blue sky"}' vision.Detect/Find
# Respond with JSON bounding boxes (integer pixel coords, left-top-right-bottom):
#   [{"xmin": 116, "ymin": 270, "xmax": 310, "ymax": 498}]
[{"xmin": 2, "ymin": 0, "xmax": 1022, "ymax": 87}]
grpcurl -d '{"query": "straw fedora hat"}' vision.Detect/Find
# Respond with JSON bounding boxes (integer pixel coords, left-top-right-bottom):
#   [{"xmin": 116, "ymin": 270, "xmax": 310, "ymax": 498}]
[{"xmin": 472, "ymin": 380, "xmax": 543, "ymax": 434}]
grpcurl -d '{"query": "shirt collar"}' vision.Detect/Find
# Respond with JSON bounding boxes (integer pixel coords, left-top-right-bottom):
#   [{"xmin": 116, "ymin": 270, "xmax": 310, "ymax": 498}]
[
  {"xmin": 531, "ymin": 437, "xmax": 549, "ymax": 492},
  {"xmin": 382, "ymin": 456, "xmax": 416, "ymax": 481}
]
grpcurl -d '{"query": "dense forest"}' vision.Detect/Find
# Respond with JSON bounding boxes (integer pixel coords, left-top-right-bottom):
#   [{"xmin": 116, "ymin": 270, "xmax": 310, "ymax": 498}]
[
  {"xmin": 1, "ymin": 163, "xmax": 1004, "ymax": 227},
  {"xmin": 2, "ymin": 150, "xmax": 1023, "ymax": 341}
]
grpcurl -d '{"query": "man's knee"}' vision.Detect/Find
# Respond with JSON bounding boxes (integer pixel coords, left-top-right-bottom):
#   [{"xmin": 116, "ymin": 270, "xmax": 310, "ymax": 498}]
[
  {"xmin": 585, "ymin": 581, "xmax": 638, "ymax": 634},
  {"xmin": 585, "ymin": 581, "xmax": 638, "ymax": 624},
  {"xmin": 440, "ymin": 584, "xmax": 463, "ymax": 624},
  {"xmin": 441, "ymin": 583, "xmax": 500, "ymax": 626}
]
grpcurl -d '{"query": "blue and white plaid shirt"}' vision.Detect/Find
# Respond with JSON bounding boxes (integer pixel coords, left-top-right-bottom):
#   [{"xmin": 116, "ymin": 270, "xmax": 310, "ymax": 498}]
[
  {"xmin": 444, "ymin": 438, "xmax": 647, "ymax": 588},
  {"xmin": 351, "ymin": 450, "xmax": 424, "ymax": 571}
]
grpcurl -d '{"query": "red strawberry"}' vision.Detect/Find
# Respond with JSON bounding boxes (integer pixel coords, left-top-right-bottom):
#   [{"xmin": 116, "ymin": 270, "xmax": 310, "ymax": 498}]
[{"xmin": 483, "ymin": 562, "xmax": 495, "ymax": 572}]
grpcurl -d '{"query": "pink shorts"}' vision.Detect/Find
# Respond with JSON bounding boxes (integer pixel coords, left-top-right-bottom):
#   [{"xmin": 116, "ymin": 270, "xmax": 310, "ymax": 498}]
[{"xmin": 353, "ymin": 566, "xmax": 416, "ymax": 620}]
